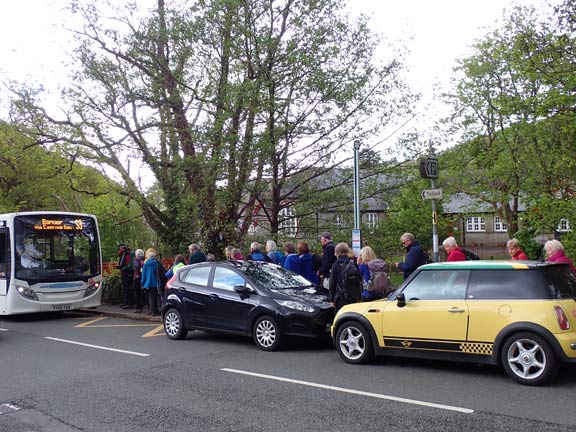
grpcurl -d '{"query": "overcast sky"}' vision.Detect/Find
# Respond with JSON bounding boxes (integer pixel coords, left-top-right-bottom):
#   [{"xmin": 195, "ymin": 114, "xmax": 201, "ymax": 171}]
[{"xmin": 0, "ymin": 0, "xmax": 562, "ymax": 138}]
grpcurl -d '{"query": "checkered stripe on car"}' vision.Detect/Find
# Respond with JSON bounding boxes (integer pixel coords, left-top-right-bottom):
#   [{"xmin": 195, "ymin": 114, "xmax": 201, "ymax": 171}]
[{"xmin": 459, "ymin": 342, "xmax": 493, "ymax": 355}]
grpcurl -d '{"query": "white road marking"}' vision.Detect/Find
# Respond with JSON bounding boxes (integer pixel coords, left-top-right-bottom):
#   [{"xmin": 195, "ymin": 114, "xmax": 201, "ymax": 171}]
[
  {"xmin": 222, "ymin": 368, "xmax": 474, "ymax": 414},
  {"xmin": 0, "ymin": 328, "xmax": 8, "ymax": 331},
  {"xmin": 45, "ymin": 337, "xmax": 150, "ymax": 357}
]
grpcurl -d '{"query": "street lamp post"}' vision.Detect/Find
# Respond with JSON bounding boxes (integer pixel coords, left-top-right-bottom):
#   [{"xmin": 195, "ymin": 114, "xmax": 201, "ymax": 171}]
[
  {"xmin": 352, "ymin": 140, "xmax": 362, "ymax": 257},
  {"xmin": 353, "ymin": 140, "xmax": 361, "ymax": 230}
]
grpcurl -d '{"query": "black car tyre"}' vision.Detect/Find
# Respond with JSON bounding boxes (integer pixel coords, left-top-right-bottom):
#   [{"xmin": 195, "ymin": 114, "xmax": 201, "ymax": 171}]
[
  {"xmin": 501, "ymin": 332, "xmax": 558, "ymax": 386},
  {"xmin": 164, "ymin": 308, "xmax": 188, "ymax": 340},
  {"xmin": 335, "ymin": 321, "xmax": 374, "ymax": 364},
  {"xmin": 253, "ymin": 315, "xmax": 282, "ymax": 351}
]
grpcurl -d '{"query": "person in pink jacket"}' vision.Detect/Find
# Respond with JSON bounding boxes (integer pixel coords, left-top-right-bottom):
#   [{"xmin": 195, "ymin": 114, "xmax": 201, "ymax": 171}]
[
  {"xmin": 442, "ymin": 236, "xmax": 466, "ymax": 261},
  {"xmin": 544, "ymin": 239, "xmax": 576, "ymax": 272}
]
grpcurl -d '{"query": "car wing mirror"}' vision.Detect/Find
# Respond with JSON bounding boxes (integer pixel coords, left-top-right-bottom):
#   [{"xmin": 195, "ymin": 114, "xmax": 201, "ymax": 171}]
[
  {"xmin": 396, "ymin": 293, "xmax": 406, "ymax": 308},
  {"xmin": 234, "ymin": 285, "xmax": 254, "ymax": 295}
]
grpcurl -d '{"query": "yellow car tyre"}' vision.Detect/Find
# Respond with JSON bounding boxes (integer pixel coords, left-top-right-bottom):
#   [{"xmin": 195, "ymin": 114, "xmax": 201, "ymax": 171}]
[
  {"xmin": 335, "ymin": 321, "xmax": 374, "ymax": 364},
  {"xmin": 500, "ymin": 332, "xmax": 558, "ymax": 386}
]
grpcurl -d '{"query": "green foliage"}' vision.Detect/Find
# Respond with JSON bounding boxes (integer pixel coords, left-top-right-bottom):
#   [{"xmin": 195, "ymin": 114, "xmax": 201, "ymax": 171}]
[
  {"xmin": 513, "ymin": 228, "xmax": 542, "ymax": 260},
  {"xmin": 558, "ymin": 231, "xmax": 576, "ymax": 265},
  {"xmin": 444, "ymin": 3, "xmax": 576, "ymax": 238},
  {"xmin": 0, "ymin": 121, "xmax": 155, "ymax": 260},
  {"xmin": 101, "ymin": 274, "xmax": 122, "ymax": 305},
  {"xmin": 367, "ymin": 171, "xmax": 450, "ymax": 260},
  {"xmin": 7, "ymin": 0, "xmax": 414, "ymax": 257}
]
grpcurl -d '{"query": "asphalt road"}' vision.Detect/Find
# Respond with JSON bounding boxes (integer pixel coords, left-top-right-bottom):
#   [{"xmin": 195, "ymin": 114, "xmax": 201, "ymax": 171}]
[{"xmin": 1, "ymin": 312, "xmax": 575, "ymax": 432}]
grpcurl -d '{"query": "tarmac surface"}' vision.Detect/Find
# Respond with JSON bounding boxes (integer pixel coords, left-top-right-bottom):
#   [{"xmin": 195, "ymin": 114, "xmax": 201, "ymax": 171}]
[{"xmin": 80, "ymin": 304, "xmax": 162, "ymax": 322}]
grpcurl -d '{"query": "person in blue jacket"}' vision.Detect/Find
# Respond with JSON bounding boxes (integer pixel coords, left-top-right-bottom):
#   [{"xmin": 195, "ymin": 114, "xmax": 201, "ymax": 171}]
[
  {"xmin": 394, "ymin": 233, "xmax": 427, "ymax": 280},
  {"xmin": 296, "ymin": 240, "xmax": 320, "ymax": 286},
  {"xmin": 247, "ymin": 242, "xmax": 272, "ymax": 262},
  {"xmin": 141, "ymin": 248, "xmax": 161, "ymax": 316},
  {"xmin": 283, "ymin": 242, "xmax": 300, "ymax": 273},
  {"xmin": 266, "ymin": 240, "xmax": 285, "ymax": 266}
]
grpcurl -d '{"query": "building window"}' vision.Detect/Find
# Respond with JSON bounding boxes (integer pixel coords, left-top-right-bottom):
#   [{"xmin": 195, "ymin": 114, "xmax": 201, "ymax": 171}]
[
  {"xmin": 466, "ymin": 216, "xmax": 486, "ymax": 232},
  {"xmin": 366, "ymin": 213, "xmax": 378, "ymax": 229},
  {"xmin": 494, "ymin": 216, "xmax": 508, "ymax": 232},
  {"xmin": 335, "ymin": 215, "xmax": 343, "ymax": 229},
  {"xmin": 279, "ymin": 206, "xmax": 297, "ymax": 237},
  {"xmin": 558, "ymin": 218, "xmax": 571, "ymax": 232}
]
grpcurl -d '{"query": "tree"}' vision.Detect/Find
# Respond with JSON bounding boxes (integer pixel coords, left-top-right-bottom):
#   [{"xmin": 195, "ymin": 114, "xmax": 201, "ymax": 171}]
[
  {"xmin": 444, "ymin": 3, "xmax": 576, "ymax": 238},
  {"xmin": 8, "ymin": 0, "xmax": 414, "ymax": 256},
  {"xmin": 0, "ymin": 120, "xmax": 153, "ymax": 260}
]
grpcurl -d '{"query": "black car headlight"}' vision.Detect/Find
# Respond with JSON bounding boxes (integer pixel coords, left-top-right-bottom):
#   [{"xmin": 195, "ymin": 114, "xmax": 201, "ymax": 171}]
[{"xmin": 276, "ymin": 299, "xmax": 315, "ymax": 313}]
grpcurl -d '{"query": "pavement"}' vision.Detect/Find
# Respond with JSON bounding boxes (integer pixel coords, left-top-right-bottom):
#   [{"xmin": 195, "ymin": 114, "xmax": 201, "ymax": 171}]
[{"xmin": 80, "ymin": 304, "xmax": 162, "ymax": 323}]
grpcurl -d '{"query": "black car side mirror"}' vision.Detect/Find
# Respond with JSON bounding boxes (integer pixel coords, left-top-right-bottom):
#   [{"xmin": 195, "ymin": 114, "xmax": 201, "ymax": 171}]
[
  {"xmin": 396, "ymin": 293, "xmax": 406, "ymax": 308},
  {"xmin": 234, "ymin": 285, "xmax": 253, "ymax": 295}
]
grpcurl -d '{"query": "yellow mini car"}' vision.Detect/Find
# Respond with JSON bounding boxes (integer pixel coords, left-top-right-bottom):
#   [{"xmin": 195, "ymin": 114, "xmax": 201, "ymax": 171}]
[{"xmin": 331, "ymin": 261, "xmax": 576, "ymax": 386}]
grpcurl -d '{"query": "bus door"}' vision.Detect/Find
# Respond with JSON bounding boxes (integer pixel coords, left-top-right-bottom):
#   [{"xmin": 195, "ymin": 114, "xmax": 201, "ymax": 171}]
[{"xmin": 0, "ymin": 226, "xmax": 8, "ymax": 296}]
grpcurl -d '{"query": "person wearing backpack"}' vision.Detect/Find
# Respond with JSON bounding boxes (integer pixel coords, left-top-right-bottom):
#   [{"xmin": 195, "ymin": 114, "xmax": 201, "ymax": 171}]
[
  {"xmin": 358, "ymin": 246, "xmax": 389, "ymax": 301},
  {"xmin": 442, "ymin": 236, "xmax": 466, "ymax": 261},
  {"xmin": 328, "ymin": 242, "xmax": 362, "ymax": 312},
  {"xmin": 117, "ymin": 243, "xmax": 134, "ymax": 310}
]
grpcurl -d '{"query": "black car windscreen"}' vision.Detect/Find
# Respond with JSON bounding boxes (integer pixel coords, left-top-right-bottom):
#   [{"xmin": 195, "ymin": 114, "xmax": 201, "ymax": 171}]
[{"xmin": 241, "ymin": 263, "xmax": 314, "ymax": 289}]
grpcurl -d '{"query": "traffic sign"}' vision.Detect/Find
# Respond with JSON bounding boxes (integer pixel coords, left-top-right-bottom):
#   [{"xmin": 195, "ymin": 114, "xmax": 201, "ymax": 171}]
[
  {"xmin": 421, "ymin": 188, "xmax": 443, "ymax": 200},
  {"xmin": 419, "ymin": 158, "xmax": 439, "ymax": 179}
]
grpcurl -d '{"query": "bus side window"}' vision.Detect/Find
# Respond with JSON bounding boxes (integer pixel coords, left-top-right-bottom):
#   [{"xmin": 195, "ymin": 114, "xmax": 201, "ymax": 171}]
[{"xmin": 0, "ymin": 229, "xmax": 7, "ymax": 278}]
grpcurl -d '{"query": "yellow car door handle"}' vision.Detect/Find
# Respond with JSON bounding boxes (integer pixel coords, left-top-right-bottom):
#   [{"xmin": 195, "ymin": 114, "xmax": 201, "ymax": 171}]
[{"xmin": 448, "ymin": 307, "xmax": 466, "ymax": 313}]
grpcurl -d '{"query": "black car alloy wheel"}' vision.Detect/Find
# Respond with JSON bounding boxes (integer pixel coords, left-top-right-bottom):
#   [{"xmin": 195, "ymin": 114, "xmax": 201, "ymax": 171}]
[
  {"xmin": 253, "ymin": 315, "xmax": 282, "ymax": 351},
  {"xmin": 164, "ymin": 308, "xmax": 188, "ymax": 340}
]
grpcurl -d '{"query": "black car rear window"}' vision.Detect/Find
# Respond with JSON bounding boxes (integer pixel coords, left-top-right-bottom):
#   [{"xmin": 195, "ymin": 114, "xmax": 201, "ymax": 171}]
[
  {"xmin": 467, "ymin": 269, "xmax": 550, "ymax": 300},
  {"xmin": 539, "ymin": 265, "xmax": 576, "ymax": 300}
]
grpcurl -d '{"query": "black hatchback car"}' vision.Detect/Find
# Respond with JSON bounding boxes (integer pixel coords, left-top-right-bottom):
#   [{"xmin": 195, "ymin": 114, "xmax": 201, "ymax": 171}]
[{"xmin": 161, "ymin": 260, "xmax": 334, "ymax": 350}]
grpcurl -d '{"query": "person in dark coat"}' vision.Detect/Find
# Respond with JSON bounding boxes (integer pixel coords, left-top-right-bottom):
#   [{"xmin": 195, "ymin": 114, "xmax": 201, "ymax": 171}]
[
  {"xmin": 328, "ymin": 242, "xmax": 360, "ymax": 312},
  {"xmin": 318, "ymin": 232, "xmax": 336, "ymax": 288},
  {"xmin": 394, "ymin": 233, "xmax": 427, "ymax": 280},
  {"xmin": 188, "ymin": 243, "xmax": 207, "ymax": 264}
]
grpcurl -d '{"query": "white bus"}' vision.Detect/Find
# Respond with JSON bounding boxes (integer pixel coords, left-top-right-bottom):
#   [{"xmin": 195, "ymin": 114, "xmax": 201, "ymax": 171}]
[{"xmin": 0, "ymin": 211, "xmax": 102, "ymax": 315}]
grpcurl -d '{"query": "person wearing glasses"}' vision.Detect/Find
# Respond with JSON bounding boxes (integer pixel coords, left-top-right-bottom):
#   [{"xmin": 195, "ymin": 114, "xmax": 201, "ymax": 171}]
[{"xmin": 394, "ymin": 232, "xmax": 427, "ymax": 280}]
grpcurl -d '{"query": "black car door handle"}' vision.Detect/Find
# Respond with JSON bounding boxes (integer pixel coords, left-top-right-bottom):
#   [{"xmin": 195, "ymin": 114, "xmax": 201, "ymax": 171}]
[{"xmin": 209, "ymin": 294, "xmax": 219, "ymax": 300}]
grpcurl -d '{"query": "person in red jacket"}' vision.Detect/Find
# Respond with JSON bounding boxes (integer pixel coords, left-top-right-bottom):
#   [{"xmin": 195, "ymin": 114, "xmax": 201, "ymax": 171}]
[
  {"xmin": 507, "ymin": 238, "xmax": 529, "ymax": 260},
  {"xmin": 442, "ymin": 236, "xmax": 466, "ymax": 261},
  {"xmin": 544, "ymin": 239, "xmax": 576, "ymax": 272}
]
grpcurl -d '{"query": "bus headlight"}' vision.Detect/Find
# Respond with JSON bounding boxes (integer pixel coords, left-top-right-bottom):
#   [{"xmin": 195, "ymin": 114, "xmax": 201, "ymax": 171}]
[
  {"xmin": 83, "ymin": 281, "xmax": 100, "ymax": 298},
  {"xmin": 17, "ymin": 286, "xmax": 39, "ymax": 301}
]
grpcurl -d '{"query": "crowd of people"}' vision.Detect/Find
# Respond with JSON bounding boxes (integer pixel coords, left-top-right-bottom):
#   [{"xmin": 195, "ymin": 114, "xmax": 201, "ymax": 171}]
[{"xmin": 115, "ymin": 231, "xmax": 576, "ymax": 315}]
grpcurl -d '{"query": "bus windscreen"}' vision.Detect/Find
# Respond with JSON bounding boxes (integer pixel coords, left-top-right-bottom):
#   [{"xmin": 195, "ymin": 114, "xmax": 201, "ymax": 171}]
[{"xmin": 14, "ymin": 215, "xmax": 100, "ymax": 283}]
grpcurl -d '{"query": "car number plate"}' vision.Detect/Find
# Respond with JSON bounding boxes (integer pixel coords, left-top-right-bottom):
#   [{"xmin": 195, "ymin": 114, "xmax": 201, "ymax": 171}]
[{"xmin": 50, "ymin": 304, "xmax": 72, "ymax": 311}]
